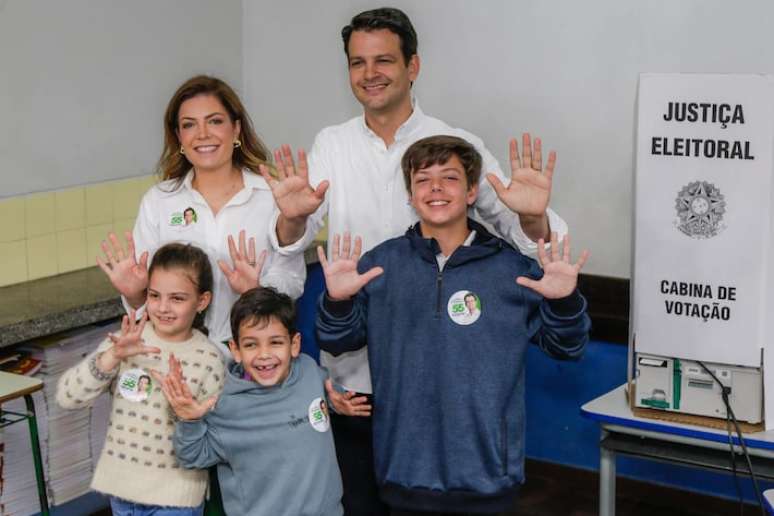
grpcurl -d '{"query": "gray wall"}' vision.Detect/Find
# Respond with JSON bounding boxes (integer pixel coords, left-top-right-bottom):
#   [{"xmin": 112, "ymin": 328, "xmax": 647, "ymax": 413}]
[
  {"xmin": 242, "ymin": 1, "xmax": 774, "ymax": 278},
  {"xmin": 3, "ymin": 1, "xmax": 773, "ymax": 278},
  {"xmin": 0, "ymin": 0, "xmax": 242, "ymax": 197}
]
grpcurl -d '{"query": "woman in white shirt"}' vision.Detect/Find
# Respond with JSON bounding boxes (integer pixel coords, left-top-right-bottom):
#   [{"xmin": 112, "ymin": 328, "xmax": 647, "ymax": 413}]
[{"xmin": 98, "ymin": 75, "xmax": 306, "ymax": 346}]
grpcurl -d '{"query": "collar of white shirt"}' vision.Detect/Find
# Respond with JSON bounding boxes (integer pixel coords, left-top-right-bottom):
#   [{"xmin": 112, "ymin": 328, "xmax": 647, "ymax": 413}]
[
  {"xmin": 357, "ymin": 96, "xmax": 425, "ymax": 145},
  {"xmin": 179, "ymin": 168, "xmax": 270, "ymax": 206}
]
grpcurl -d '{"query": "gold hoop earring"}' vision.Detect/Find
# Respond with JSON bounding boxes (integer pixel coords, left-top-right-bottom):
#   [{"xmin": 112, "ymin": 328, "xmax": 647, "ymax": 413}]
[
  {"xmin": 179, "ymin": 146, "xmax": 185, "ymax": 155},
  {"xmin": 233, "ymin": 140, "xmax": 242, "ymax": 149}
]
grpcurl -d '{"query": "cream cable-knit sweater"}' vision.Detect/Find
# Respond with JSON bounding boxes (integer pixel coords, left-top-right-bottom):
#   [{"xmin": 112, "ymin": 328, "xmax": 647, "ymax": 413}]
[{"xmin": 56, "ymin": 326, "xmax": 225, "ymax": 508}]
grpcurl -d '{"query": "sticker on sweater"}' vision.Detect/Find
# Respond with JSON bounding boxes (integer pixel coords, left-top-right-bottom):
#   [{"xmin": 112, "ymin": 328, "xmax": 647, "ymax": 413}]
[
  {"xmin": 308, "ymin": 397, "xmax": 330, "ymax": 432},
  {"xmin": 447, "ymin": 290, "xmax": 481, "ymax": 325},
  {"xmin": 118, "ymin": 368, "xmax": 153, "ymax": 402}
]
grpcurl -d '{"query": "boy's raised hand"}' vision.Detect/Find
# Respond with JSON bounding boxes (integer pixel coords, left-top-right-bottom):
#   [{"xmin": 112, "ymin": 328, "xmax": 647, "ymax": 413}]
[
  {"xmin": 516, "ymin": 232, "xmax": 589, "ymax": 299},
  {"xmin": 259, "ymin": 145, "xmax": 329, "ymax": 222},
  {"xmin": 96, "ymin": 231, "xmax": 149, "ymax": 308},
  {"xmin": 97, "ymin": 311, "xmax": 159, "ymax": 372},
  {"xmin": 218, "ymin": 229, "xmax": 267, "ymax": 294},
  {"xmin": 325, "ymin": 379, "xmax": 372, "ymax": 417},
  {"xmin": 486, "ymin": 133, "xmax": 554, "ymax": 217},
  {"xmin": 318, "ymin": 233, "xmax": 384, "ymax": 301},
  {"xmin": 152, "ymin": 354, "xmax": 217, "ymax": 421}
]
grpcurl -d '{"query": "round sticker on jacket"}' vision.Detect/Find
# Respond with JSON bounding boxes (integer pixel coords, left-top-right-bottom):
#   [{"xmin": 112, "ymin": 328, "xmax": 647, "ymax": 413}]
[
  {"xmin": 118, "ymin": 368, "xmax": 153, "ymax": 402},
  {"xmin": 308, "ymin": 397, "xmax": 330, "ymax": 432},
  {"xmin": 447, "ymin": 290, "xmax": 482, "ymax": 325}
]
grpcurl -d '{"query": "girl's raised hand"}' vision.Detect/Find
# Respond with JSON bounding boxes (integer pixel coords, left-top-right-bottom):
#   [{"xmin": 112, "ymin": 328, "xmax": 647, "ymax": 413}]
[
  {"xmin": 96, "ymin": 231, "xmax": 149, "ymax": 308},
  {"xmin": 97, "ymin": 311, "xmax": 159, "ymax": 372},
  {"xmin": 218, "ymin": 230, "xmax": 267, "ymax": 294},
  {"xmin": 152, "ymin": 354, "xmax": 217, "ymax": 421}
]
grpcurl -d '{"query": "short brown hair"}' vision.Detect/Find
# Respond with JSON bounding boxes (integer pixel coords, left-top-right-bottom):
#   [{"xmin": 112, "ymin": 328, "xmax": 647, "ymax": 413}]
[
  {"xmin": 230, "ymin": 287, "xmax": 296, "ymax": 343},
  {"xmin": 342, "ymin": 8, "xmax": 418, "ymax": 65},
  {"xmin": 401, "ymin": 135, "xmax": 482, "ymax": 193}
]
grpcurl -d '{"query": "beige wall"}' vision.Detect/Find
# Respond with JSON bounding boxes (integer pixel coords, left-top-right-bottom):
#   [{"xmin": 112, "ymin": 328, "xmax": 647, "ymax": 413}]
[
  {"xmin": 0, "ymin": 176, "xmax": 154, "ymax": 286},
  {"xmin": 0, "ymin": 0, "xmax": 243, "ymax": 286}
]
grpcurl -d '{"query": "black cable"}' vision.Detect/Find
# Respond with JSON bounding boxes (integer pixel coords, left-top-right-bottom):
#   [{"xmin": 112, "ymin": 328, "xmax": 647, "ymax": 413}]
[
  {"xmin": 728, "ymin": 404, "xmax": 765, "ymax": 516},
  {"xmin": 725, "ymin": 408, "xmax": 744, "ymax": 516},
  {"xmin": 696, "ymin": 360, "xmax": 765, "ymax": 516}
]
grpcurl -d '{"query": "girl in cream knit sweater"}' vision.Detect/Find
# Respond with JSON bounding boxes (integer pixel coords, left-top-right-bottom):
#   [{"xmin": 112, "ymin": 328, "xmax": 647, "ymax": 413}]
[{"xmin": 57, "ymin": 243, "xmax": 225, "ymax": 514}]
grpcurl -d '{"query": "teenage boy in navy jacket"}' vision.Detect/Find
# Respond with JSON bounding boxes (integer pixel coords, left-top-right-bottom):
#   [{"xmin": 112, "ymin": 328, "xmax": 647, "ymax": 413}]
[{"xmin": 316, "ymin": 135, "xmax": 591, "ymax": 515}]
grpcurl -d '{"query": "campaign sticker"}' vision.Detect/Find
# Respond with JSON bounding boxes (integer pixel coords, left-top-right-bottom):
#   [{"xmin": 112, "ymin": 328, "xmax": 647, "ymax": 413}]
[
  {"xmin": 447, "ymin": 290, "xmax": 482, "ymax": 326},
  {"xmin": 308, "ymin": 397, "xmax": 330, "ymax": 433},
  {"xmin": 170, "ymin": 206, "xmax": 197, "ymax": 226},
  {"xmin": 118, "ymin": 368, "xmax": 153, "ymax": 402}
]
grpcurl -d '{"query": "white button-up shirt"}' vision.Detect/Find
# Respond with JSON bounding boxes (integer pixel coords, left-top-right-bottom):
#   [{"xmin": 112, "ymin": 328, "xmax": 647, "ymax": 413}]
[
  {"xmin": 131, "ymin": 170, "xmax": 306, "ymax": 346},
  {"xmin": 271, "ymin": 102, "xmax": 566, "ymax": 392}
]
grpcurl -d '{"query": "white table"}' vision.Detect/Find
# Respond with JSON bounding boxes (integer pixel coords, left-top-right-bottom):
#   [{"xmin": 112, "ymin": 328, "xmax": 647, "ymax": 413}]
[
  {"xmin": 581, "ymin": 384, "xmax": 774, "ymax": 516},
  {"xmin": 764, "ymin": 489, "xmax": 774, "ymax": 514}
]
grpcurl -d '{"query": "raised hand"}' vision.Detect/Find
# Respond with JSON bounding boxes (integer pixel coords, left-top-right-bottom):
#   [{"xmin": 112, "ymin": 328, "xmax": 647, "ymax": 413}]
[
  {"xmin": 318, "ymin": 233, "xmax": 383, "ymax": 301},
  {"xmin": 516, "ymin": 232, "xmax": 589, "ymax": 299},
  {"xmin": 96, "ymin": 231, "xmax": 149, "ymax": 308},
  {"xmin": 152, "ymin": 354, "xmax": 217, "ymax": 421},
  {"xmin": 325, "ymin": 379, "xmax": 372, "ymax": 417},
  {"xmin": 217, "ymin": 230, "xmax": 267, "ymax": 294},
  {"xmin": 486, "ymin": 133, "xmax": 555, "ymax": 217},
  {"xmin": 97, "ymin": 312, "xmax": 160, "ymax": 372},
  {"xmin": 260, "ymin": 145, "xmax": 329, "ymax": 222}
]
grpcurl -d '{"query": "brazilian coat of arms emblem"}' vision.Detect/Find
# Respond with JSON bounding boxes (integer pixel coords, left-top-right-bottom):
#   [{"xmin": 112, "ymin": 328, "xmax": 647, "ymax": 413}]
[{"xmin": 674, "ymin": 181, "xmax": 726, "ymax": 239}]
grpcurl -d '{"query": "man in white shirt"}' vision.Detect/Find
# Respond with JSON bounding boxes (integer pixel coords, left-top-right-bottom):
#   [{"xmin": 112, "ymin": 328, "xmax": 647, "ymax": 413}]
[{"xmin": 263, "ymin": 7, "xmax": 568, "ymax": 515}]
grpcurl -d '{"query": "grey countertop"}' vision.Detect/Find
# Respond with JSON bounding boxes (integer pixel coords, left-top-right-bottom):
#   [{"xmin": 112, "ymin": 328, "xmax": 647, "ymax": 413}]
[
  {"xmin": 0, "ymin": 244, "xmax": 323, "ymax": 349},
  {"xmin": 0, "ymin": 267, "xmax": 124, "ymax": 348}
]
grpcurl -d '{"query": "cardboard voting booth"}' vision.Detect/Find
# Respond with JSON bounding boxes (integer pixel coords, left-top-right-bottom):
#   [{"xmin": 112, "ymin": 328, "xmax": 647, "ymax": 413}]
[{"xmin": 630, "ymin": 73, "xmax": 774, "ymax": 428}]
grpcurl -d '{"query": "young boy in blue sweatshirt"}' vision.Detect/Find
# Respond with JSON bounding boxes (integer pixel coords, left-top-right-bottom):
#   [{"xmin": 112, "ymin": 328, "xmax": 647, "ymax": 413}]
[
  {"xmin": 316, "ymin": 135, "xmax": 591, "ymax": 515},
  {"xmin": 154, "ymin": 287, "xmax": 352, "ymax": 516}
]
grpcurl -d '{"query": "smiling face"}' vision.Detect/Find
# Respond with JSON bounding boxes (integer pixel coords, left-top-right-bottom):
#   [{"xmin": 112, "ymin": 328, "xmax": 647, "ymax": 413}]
[
  {"xmin": 409, "ymin": 154, "xmax": 478, "ymax": 232},
  {"xmin": 146, "ymin": 267, "xmax": 211, "ymax": 342},
  {"xmin": 228, "ymin": 316, "xmax": 301, "ymax": 387},
  {"xmin": 176, "ymin": 94, "xmax": 241, "ymax": 174},
  {"xmin": 347, "ymin": 29, "xmax": 418, "ymax": 118},
  {"xmin": 137, "ymin": 376, "xmax": 150, "ymax": 393},
  {"xmin": 465, "ymin": 294, "xmax": 478, "ymax": 314}
]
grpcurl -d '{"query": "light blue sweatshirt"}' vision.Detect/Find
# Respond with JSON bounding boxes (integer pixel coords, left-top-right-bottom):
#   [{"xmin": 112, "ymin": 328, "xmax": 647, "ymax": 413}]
[{"xmin": 174, "ymin": 353, "xmax": 343, "ymax": 516}]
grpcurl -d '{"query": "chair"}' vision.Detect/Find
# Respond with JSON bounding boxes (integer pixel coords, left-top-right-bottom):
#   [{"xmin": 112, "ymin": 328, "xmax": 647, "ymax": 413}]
[{"xmin": 0, "ymin": 371, "xmax": 50, "ymax": 515}]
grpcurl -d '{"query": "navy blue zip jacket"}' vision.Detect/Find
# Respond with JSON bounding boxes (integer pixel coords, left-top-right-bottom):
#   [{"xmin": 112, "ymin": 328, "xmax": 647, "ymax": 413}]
[{"xmin": 316, "ymin": 220, "xmax": 590, "ymax": 513}]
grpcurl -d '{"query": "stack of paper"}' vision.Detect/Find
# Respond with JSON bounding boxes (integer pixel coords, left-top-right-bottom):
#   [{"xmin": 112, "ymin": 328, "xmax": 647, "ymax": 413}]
[
  {"xmin": 36, "ymin": 324, "xmax": 116, "ymax": 506},
  {"xmin": 0, "ymin": 321, "xmax": 118, "ymax": 514}
]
